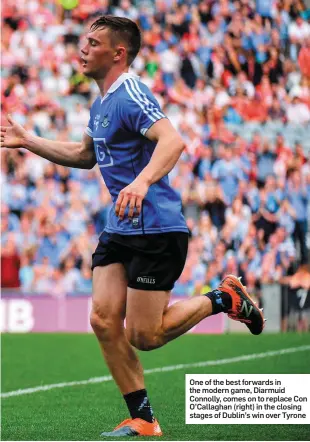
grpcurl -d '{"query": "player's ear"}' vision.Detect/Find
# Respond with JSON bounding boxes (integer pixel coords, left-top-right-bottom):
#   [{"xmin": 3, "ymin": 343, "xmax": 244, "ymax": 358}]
[{"xmin": 114, "ymin": 46, "xmax": 126, "ymax": 62}]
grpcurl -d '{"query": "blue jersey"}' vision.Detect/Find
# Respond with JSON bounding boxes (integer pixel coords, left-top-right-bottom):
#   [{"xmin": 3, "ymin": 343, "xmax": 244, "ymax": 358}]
[{"xmin": 86, "ymin": 73, "xmax": 188, "ymax": 235}]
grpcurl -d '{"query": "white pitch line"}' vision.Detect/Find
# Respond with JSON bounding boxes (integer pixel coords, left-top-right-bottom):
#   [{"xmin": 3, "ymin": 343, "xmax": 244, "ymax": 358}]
[{"xmin": 2, "ymin": 345, "xmax": 310, "ymax": 399}]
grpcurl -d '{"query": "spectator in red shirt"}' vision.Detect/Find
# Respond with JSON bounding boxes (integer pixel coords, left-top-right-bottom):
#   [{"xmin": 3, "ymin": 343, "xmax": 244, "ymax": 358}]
[
  {"xmin": 1, "ymin": 234, "xmax": 21, "ymax": 289},
  {"xmin": 298, "ymin": 37, "xmax": 310, "ymax": 78},
  {"xmin": 256, "ymin": 75, "xmax": 273, "ymax": 107},
  {"xmin": 240, "ymin": 95, "xmax": 268, "ymax": 122},
  {"xmin": 275, "ymin": 133, "xmax": 294, "ymax": 164}
]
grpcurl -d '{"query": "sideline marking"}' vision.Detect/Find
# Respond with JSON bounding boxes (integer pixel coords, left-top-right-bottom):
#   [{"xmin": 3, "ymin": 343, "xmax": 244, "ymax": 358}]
[{"xmin": 2, "ymin": 345, "xmax": 310, "ymax": 399}]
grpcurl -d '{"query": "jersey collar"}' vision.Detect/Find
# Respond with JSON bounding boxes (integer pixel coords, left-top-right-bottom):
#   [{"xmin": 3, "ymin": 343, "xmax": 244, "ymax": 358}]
[{"xmin": 101, "ymin": 72, "xmax": 140, "ymax": 102}]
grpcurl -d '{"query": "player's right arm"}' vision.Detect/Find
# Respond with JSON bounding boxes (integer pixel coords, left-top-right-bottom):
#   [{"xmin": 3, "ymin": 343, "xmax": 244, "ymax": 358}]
[{"xmin": 0, "ymin": 114, "xmax": 96, "ymax": 169}]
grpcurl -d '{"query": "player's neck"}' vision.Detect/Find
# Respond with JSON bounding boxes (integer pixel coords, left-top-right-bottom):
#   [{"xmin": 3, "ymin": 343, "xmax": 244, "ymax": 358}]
[{"xmin": 96, "ymin": 66, "xmax": 129, "ymax": 98}]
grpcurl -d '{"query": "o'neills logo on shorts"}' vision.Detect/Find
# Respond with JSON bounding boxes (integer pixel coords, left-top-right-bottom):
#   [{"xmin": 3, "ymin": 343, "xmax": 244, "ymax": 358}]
[{"xmin": 137, "ymin": 276, "xmax": 156, "ymax": 284}]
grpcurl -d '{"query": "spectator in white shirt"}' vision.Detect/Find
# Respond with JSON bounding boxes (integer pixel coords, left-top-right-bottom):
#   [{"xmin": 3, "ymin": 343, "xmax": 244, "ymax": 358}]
[
  {"xmin": 286, "ymin": 95, "xmax": 310, "ymax": 125},
  {"xmin": 42, "ymin": 66, "xmax": 69, "ymax": 97},
  {"xmin": 289, "ymin": 16, "xmax": 310, "ymax": 61},
  {"xmin": 289, "ymin": 16, "xmax": 310, "ymax": 42},
  {"xmin": 160, "ymin": 44, "xmax": 181, "ymax": 86},
  {"xmin": 113, "ymin": 0, "xmax": 138, "ymax": 20},
  {"xmin": 214, "ymin": 82, "xmax": 231, "ymax": 108},
  {"xmin": 67, "ymin": 103, "xmax": 90, "ymax": 136},
  {"xmin": 60, "ymin": 257, "xmax": 81, "ymax": 293}
]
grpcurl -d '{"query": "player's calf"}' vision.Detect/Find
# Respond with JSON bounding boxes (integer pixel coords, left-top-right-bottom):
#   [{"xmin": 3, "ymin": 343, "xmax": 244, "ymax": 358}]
[{"xmin": 127, "ymin": 327, "xmax": 164, "ymax": 351}]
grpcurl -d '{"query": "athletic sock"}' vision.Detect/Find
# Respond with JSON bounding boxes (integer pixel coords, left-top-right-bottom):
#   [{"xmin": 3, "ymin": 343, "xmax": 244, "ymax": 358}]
[
  {"xmin": 204, "ymin": 289, "xmax": 232, "ymax": 315},
  {"xmin": 123, "ymin": 389, "xmax": 155, "ymax": 423}
]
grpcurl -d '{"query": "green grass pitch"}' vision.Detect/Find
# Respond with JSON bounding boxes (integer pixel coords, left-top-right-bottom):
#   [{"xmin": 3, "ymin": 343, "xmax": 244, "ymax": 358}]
[{"xmin": 2, "ymin": 333, "xmax": 310, "ymax": 441}]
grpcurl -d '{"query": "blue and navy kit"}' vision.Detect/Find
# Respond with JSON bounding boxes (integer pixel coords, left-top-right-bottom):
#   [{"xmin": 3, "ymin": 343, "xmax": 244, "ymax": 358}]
[{"xmin": 86, "ymin": 73, "xmax": 188, "ymax": 236}]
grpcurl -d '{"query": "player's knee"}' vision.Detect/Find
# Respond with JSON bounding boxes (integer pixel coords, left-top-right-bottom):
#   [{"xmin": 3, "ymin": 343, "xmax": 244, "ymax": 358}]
[
  {"xmin": 90, "ymin": 311, "xmax": 120, "ymax": 342},
  {"xmin": 128, "ymin": 328, "xmax": 163, "ymax": 351},
  {"xmin": 90, "ymin": 311, "xmax": 108, "ymax": 338}
]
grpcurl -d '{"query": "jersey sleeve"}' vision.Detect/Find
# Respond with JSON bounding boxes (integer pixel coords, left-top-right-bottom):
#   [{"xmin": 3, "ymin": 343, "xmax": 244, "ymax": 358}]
[
  {"xmin": 85, "ymin": 98, "xmax": 98, "ymax": 138},
  {"xmin": 85, "ymin": 116, "xmax": 93, "ymax": 137},
  {"xmin": 121, "ymin": 79, "xmax": 167, "ymax": 136}
]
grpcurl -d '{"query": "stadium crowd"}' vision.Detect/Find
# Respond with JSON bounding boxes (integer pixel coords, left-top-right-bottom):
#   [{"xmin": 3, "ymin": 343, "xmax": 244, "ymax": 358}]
[{"xmin": 1, "ymin": 0, "xmax": 310, "ymax": 303}]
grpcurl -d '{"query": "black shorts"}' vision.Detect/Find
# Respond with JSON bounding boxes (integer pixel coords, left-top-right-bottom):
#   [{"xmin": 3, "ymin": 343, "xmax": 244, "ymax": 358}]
[{"xmin": 92, "ymin": 231, "xmax": 189, "ymax": 291}]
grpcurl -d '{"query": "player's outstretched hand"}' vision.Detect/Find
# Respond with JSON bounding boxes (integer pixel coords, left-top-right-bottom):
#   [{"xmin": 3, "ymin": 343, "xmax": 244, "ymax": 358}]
[
  {"xmin": 115, "ymin": 177, "xmax": 150, "ymax": 220},
  {"xmin": 0, "ymin": 115, "xmax": 28, "ymax": 149}
]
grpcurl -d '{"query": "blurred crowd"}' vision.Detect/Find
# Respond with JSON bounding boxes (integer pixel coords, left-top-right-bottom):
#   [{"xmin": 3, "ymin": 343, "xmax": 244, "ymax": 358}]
[{"xmin": 1, "ymin": 0, "xmax": 310, "ymax": 300}]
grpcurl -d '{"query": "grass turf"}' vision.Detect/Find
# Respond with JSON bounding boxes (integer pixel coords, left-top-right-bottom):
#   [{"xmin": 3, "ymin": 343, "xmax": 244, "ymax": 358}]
[{"xmin": 2, "ymin": 332, "xmax": 310, "ymax": 441}]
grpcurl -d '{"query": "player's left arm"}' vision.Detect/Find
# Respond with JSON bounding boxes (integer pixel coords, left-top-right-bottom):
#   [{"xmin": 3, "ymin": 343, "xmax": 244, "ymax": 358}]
[
  {"xmin": 139, "ymin": 118, "xmax": 185, "ymax": 185},
  {"xmin": 115, "ymin": 119, "xmax": 185, "ymax": 220}
]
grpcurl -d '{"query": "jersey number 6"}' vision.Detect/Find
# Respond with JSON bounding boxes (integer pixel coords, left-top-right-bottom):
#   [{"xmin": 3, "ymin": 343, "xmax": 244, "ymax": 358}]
[{"xmin": 94, "ymin": 138, "xmax": 114, "ymax": 168}]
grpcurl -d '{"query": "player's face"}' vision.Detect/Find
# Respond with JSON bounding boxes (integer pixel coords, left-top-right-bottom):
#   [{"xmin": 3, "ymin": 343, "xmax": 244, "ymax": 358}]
[{"xmin": 80, "ymin": 28, "xmax": 117, "ymax": 79}]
